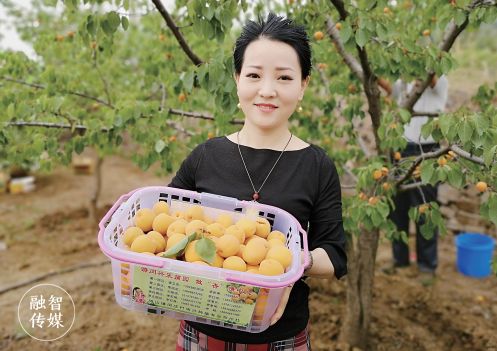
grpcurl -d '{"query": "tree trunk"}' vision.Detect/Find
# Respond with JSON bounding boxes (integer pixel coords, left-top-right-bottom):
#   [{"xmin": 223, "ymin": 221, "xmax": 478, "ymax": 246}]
[
  {"xmin": 339, "ymin": 229, "xmax": 380, "ymax": 350},
  {"xmin": 89, "ymin": 156, "xmax": 103, "ymax": 223}
]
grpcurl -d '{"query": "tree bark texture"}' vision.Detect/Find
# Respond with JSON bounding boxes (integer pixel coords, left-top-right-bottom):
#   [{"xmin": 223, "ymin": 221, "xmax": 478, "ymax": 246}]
[
  {"xmin": 339, "ymin": 229, "xmax": 380, "ymax": 349},
  {"xmin": 89, "ymin": 156, "xmax": 103, "ymax": 223}
]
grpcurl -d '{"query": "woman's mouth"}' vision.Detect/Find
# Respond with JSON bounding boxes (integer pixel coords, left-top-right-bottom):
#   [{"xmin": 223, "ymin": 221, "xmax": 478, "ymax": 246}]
[{"xmin": 255, "ymin": 104, "xmax": 278, "ymax": 113}]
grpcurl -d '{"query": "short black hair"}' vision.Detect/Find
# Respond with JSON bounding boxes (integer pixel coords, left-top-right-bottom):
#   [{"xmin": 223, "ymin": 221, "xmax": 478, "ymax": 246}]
[{"xmin": 233, "ymin": 12, "xmax": 312, "ymax": 80}]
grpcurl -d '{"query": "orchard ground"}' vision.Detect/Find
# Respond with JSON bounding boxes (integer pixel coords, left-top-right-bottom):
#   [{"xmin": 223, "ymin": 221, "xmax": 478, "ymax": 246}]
[{"xmin": 0, "ymin": 151, "xmax": 496, "ymax": 351}]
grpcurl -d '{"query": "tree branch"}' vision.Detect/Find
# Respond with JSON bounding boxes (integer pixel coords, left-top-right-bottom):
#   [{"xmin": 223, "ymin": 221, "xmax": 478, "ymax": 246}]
[
  {"xmin": 451, "ymin": 145, "xmax": 485, "ymax": 165},
  {"xmin": 399, "ymin": 181, "xmax": 425, "ymax": 191},
  {"xmin": 93, "ymin": 54, "xmax": 112, "ymax": 106},
  {"xmin": 168, "ymin": 108, "xmax": 243, "ymax": 125},
  {"xmin": 356, "ymin": 47, "xmax": 382, "ymax": 151},
  {"xmin": 401, "ymin": 0, "xmax": 483, "ymax": 112},
  {"xmin": 411, "ymin": 111, "xmax": 440, "ymax": 117},
  {"xmin": 2, "ymin": 76, "xmax": 241, "ymax": 125},
  {"xmin": 1, "ymin": 76, "xmax": 114, "ymax": 108},
  {"xmin": 150, "ymin": 0, "xmax": 203, "ymax": 66},
  {"xmin": 329, "ymin": 0, "xmax": 349, "ymax": 20},
  {"xmin": 325, "ymin": 18, "xmax": 364, "ymax": 82},
  {"xmin": 395, "ymin": 146, "xmax": 451, "ymax": 187},
  {"xmin": 328, "ymin": 0, "xmax": 382, "ymax": 151},
  {"xmin": 5, "ymin": 118, "xmax": 195, "ymax": 136},
  {"xmin": 334, "ymin": 142, "xmax": 488, "ymax": 191}
]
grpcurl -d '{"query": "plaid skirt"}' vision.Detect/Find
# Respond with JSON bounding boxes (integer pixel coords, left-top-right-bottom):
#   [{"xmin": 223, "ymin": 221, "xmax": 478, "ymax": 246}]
[{"xmin": 176, "ymin": 320, "xmax": 311, "ymax": 351}]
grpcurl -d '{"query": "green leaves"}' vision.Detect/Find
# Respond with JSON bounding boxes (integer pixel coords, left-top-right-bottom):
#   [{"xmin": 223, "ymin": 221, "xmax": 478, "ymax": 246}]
[
  {"xmin": 196, "ymin": 237, "xmax": 216, "ymax": 264},
  {"xmin": 155, "ymin": 139, "xmax": 167, "ymax": 154},
  {"xmin": 162, "ymin": 232, "xmax": 197, "ymax": 259},
  {"xmin": 101, "ymin": 11, "xmax": 121, "ymax": 36},
  {"xmin": 121, "ymin": 16, "xmax": 129, "ymax": 31},
  {"xmin": 355, "ymin": 29, "xmax": 368, "ymax": 48},
  {"xmin": 481, "ymin": 193, "xmax": 497, "ymax": 226},
  {"xmin": 420, "ymin": 161, "xmax": 435, "ymax": 184},
  {"xmin": 340, "ymin": 22, "xmax": 353, "ymax": 43}
]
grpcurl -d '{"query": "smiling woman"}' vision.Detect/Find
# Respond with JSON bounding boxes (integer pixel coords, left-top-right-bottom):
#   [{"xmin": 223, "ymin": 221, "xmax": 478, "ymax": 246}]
[{"xmin": 169, "ymin": 12, "xmax": 347, "ymax": 351}]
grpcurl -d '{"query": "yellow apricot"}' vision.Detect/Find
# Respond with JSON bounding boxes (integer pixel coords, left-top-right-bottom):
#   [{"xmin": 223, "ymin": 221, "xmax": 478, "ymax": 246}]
[
  {"xmin": 152, "ymin": 213, "xmax": 176, "ymax": 235},
  {"xmin": 216, "ymin": 213, "xmax": 233, "ymax": 228},
  {"xmin": 166, "ymin": 233, "xmax": 186, "ymax": 251},
  {"xmin": 204, "ymin": 216, "xmax": 214, "ymax": 224},
  {"xmin": 259, "ymin": 258, "xmax": 285, "ymax": 276},
  {"xmin": 185, "ymin": 240, "xmax": 203, "ymax": 262},
  {"xmin": 167, "ymin": 219, "xmax": 188, "ymax": 236},
  {"xmin": 242, "ymin": 240, "xmax": 267, "ymax": 265},
  {"xmin": 267, "ymin": 238, "xmax": 285, "ymax": 249},
  {"xmin": 222, "ymin": 256, "xmax": 247, "ymax": 272},
  {"xmin": 236, "ymin": 218, "xmax": 257, "ymax": 238},
  {"xmin": 123, "ymin": 226, "xmax": 143, "ymax": 246},
  {"xmin": 247, "ymin": 268, "xmax": 259, "ymax": 274},
  {"xmin": 266, "ymin": 246, "xmax": 293, "ymax": 269},
  {"xmin": 134, "ymin": 208, "xmax": 155, "ymax": 232},
  {"xmin": 153, "ymin": 201, "xmax": 170, "ymax": 215},
  {"xmin": 236, "ymin": 244, "xmax": 246, "ymax": 259},
  {"xmin": 185, "ymin": 219, "xmax": 208, "ymax": 237},
  {"xmin": 210, "ymin": 253, "xmax": 224, "ymax": 268},
  {"xmin": 216, "ymin": 234, "xmax": 240, "ymax": 258},
  {"xmin": 130, "ymin": 234, "xmax": 157, "ymax": 253},
  {"xmin": 267, "ymin": 230, "xmax": 286, "ymax": 244},
  {"xmin": 255, "ymin": 217, "xmax": 271, "ymax": 238},
  {"xmin": 185, "ymin": 204, "xmax": 204, "ymax": 221},
  {"xmin": 244, "ymin": 236, "xmax": 269, "ymax": 248},
  {"xmin": 208, "ymin": 236, "xmax": 219, "ymax": 245},
  {"xmin": 476, "ymin": 181, "xmax": 488, "ymax": 192},
  {"xmin": 205, "ymin": 222, "xmax": 225, "ymax": 237},
  {"xmin": 156, "ymin": 252, "xmax": 165, "ymax": 257},
  {"xmin": 225, "ymin": 225, "xmax": 246, "ymax": 244},
  {"xmin": 147, "ymin": 231, "xmax": 166, "ymax": 252},
  {"xmin": 171, "ymin": 210, "xmax": 185, "ymax": 219}
]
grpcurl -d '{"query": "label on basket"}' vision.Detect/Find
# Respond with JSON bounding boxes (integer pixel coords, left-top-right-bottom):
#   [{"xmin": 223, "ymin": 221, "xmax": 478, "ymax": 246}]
[{"xmin": 132, "ymin": 265, "xmax": 258, "ymax": 327}]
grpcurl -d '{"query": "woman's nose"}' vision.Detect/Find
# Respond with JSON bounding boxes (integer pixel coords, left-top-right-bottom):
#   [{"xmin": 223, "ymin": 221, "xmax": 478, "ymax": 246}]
[{"xmin": 258, "ymin": 79, "xmax": 276, "ymax": 97}]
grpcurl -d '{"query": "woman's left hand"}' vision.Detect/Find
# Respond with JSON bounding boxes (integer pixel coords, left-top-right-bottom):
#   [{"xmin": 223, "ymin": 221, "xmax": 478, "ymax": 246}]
[{"xmin": 269, "ymin": 284, "xmax": 293, "ymax": 326}]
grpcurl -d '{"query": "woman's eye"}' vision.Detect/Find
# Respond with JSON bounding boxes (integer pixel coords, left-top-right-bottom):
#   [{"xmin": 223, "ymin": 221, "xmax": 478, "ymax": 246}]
[
  {"xmin": 280, "ymin": 76, "xmax": 292, "ymax": 80},
  {"xmin": 247, "ymin": 73, "xmax": 259, "ymax": 78}
]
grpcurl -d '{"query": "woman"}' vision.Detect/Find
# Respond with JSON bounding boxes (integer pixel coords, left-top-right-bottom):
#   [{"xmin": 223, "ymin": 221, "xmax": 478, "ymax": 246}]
[{"xmin": 169, "ymin": 12, "xmax": 347, "ymax": 351}]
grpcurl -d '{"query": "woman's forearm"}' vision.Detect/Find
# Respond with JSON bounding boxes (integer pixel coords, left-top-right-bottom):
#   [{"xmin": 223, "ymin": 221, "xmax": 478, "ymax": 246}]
[{"xmin": 302, "ymin": 248, "xmax": 335, "ymax": 279}]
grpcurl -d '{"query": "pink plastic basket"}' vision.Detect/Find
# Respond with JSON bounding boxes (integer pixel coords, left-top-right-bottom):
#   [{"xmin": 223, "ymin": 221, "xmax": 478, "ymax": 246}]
[{"xmin": 98, "ymin": 186, "xmax": 309, "ymax": 333}]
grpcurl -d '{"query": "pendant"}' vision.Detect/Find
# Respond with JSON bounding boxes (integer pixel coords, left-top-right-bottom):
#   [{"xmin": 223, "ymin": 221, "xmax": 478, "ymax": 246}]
[{"xmin": 252, "ymin": 192, "xmax": 260, "ymax": 201}]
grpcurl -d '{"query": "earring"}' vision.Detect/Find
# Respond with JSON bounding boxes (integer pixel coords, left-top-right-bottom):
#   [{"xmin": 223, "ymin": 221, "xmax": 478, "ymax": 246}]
[
  {"xmin": 297, "ymin": 104, "xmax": 303, "ymax": 113},
  {"xmin": 237, "ymin": 102, "xmax": 241, "ymax": 108}
]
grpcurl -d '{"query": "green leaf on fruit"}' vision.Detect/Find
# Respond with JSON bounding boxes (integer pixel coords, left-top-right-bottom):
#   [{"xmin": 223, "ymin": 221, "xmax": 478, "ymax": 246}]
[
  {"xmin": 196, "ymin": 237, "xmax": 216, "ymax": 264},
  {"xmin": 163, "ymin": 232, "xmax": 197, "ymax": 259}
]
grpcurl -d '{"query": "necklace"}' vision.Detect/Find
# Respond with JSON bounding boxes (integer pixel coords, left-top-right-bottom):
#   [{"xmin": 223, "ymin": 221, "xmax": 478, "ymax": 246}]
[{"xmin": 236, "ymin": 131, "xmax": 293, "ymax": 202}]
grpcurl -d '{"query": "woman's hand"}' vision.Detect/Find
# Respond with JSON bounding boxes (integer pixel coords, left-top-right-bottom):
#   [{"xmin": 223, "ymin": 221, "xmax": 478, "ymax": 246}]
[{"xmin": 269, "ymin": 284, "xmax": 293, "ymax": 326}]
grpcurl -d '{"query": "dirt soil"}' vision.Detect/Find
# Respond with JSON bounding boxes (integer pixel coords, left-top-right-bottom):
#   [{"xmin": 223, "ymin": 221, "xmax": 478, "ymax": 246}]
[{"xmin": 1, "ymin": 154, "xmax": 496, "ymax": 351}]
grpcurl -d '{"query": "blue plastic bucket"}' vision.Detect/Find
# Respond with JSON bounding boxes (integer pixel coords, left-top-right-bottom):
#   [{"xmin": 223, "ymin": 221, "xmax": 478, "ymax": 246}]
[{"xmin": 455, "ymin": 233, "xmax": 495, "ymax": 278}]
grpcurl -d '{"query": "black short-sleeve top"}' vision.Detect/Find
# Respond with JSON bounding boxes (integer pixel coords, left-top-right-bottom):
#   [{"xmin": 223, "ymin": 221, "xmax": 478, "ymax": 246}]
[{"xmin": 168, "ymin": 136, "xmax": 347, "ymax": 343}]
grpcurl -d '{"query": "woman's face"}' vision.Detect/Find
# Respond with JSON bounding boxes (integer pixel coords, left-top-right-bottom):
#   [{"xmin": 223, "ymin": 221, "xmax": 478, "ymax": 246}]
[{"xmin": 235, "ymin": 38, "xmax": 310, "ymax": 130}]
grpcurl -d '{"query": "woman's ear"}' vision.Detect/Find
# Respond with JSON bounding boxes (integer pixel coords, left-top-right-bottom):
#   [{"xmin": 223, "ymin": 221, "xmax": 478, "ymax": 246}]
[
  {"xmin": 300, "ymin": 76, "xmax": 310, "ymax": 99},
  {"xmin": 234, "ymin": 73, "xmax": 240, "ymax": 85}
]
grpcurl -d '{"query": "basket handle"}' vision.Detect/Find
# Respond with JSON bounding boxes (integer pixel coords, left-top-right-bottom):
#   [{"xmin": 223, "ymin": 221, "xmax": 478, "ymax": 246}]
[
  {"xmin": 298, "ymin": 222, "xmax": 310, "ymax": 270},
  {"xmin": 98, "ymin": 190, "xmax": 135, "ymax": 232},
  {"xmin": 96, "ymin": 189, "xmax": 165, "ymax": 268}
]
